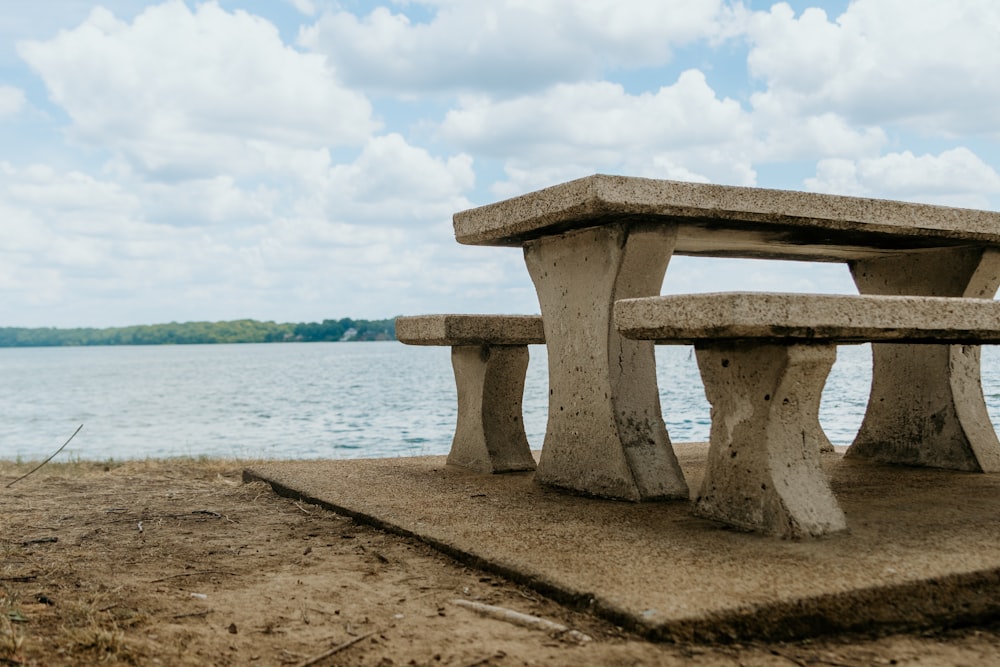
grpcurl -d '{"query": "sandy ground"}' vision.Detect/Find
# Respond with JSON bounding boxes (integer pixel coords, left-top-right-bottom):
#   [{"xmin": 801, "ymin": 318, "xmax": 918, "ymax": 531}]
[{"xmin": 3, "ymin": 459, "xmax": 1000, "ymax": 666}]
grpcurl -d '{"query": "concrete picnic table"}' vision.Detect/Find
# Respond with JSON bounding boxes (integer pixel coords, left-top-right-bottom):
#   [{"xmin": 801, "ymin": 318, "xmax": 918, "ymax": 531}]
[{"xmin": 453, "ymin": 174, "xmax": 1000, "ymax": 502}]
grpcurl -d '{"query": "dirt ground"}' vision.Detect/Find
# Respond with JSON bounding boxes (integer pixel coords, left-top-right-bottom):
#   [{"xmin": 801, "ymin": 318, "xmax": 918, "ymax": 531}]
[{"xmin": 3, "ymin": 459, "xmax": 1000, "ymax": 666}]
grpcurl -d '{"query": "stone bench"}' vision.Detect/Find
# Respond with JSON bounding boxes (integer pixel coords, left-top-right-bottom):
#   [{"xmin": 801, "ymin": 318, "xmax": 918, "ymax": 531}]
[
  {"xmin": 614, "ymin": 292, "xmax": 1000, "ymax": 538},
  {"xmin": 395, "ymin": 314, "xmax": 545, "ymax": 474}
]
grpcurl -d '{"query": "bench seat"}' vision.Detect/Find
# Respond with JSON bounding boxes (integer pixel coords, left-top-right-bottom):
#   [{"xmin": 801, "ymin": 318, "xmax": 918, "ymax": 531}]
[
  {"xmin": 396, "ymin": 314, "xmax": 545, "ymax": 347},
  {"xmin": 615, "ymin": 292, "xmax": 1000, "ymax": 538},
  {"xmin": 615, "ymin": 292, "xmax": 1000, "ymax": 345},
  {"xmin": 396, "ymin": 314, "xmax": 544, "ymax": 474}
]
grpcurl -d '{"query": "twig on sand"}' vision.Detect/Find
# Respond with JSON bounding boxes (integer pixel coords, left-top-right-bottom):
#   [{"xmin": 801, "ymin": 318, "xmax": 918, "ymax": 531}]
[
  {"xmin": 20, "ymin": 537, "xmax": 58, "ymax": 546},
  {"xmin": 5, "ymin": 425, "xmax": 83, "ymax": 489},
  {"xmin": 463, "ymin": 652, "xmax": 507, "ymax": 667},
  {"xmin": 292, "ymin": 630, "xmax": 378, "ymax": 667},
  {"xmin": 149, "ymin": 570, "xmax": 236, "ymax": 583},
  {"xmin": 451, "ymin": 599, "xmax": 592, "ymax": 643},
  {"xmin": 769, "ymin": 650, "xmax": 809, "ymax": 667}
]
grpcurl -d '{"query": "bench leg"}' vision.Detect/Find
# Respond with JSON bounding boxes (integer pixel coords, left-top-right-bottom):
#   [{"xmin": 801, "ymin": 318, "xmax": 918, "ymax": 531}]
[
  {"xmin": 448, "ymin": 345, "xmax": 537, "ymax": 474},
  {"xmin": 693, "ymin": 343, "xmax": 847, "ymax": 538},
  {"xmin": 849, "ymin": 248, "xmax": 1000, "ymax": 472},
  {"xmin": 524, "ymin": 224, "xmax": 689, "ymax": 501}
]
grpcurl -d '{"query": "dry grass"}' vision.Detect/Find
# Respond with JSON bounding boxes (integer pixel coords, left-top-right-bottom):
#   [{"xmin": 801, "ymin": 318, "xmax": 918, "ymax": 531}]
[
  {"xmin": 2, "ymin": 456, "xmax": 253, "ymax": 479},
  {"xmin": 1, "ymin": 613, "xmax": 25, "ymax": 661}
]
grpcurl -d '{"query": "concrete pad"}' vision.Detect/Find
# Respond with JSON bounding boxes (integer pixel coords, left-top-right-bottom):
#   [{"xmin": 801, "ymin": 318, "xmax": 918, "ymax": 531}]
[{"xmin": 244, "ymin": 443, "xmax": 1000, "ymax": 643}]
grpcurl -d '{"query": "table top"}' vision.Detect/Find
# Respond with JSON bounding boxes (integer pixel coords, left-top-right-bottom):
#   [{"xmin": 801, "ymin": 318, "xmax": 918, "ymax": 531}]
[{"xmin": 453, "ymin": 174, "xmax": 1000, "ymax": 262}]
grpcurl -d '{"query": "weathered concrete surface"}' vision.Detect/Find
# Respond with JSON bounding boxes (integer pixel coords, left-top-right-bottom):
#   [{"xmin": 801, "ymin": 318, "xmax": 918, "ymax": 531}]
[
  {"xmin": 694, "ymin": 344, "xmax": 844, "ymax": 538},
  {"xmin": 396, "ymin": 315, "xmax": 543, "ymax": 474},
  {"xmin": 616, "ymin": 291, "xmax": 1000, "ymax": 492},
  {"xmin": 524, "ymin": 224, "xmax": 689, "ymax": 501},
  {"xmin": 615, "ymin": 292, "xmax": 1000, "ymax": 534},
  {"xmin": 453, "ymin": 174, "xmax": 1000, "ymax": 258},
  {"xmin": 245, "ymin": 444, "xmax": 1000, "ymax": 643},
  {"xmin": 614, "ymin": 292, "xmax": 1000, "ymax": 345},
  {"xmin": 452, "ymin": 176, "xmax": 1000, "ymax": 500},
  {"xmin": 395, "ymin": 314, "xmax": 544, "ymax": 346},
  {"xmin": 849, "ymin": 248, "xmax": 1000, "ymax": 472},
  {"xmin": 448, "ymin": 345, "xmax": 537, "ymax": 473}
]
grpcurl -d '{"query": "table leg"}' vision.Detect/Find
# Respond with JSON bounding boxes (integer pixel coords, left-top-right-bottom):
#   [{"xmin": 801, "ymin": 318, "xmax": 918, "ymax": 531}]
[
  {"xmin": 524, "ymin": 223, "xmax": 689, "ymax": 501},
  {"xmin": 694, "ymin": 343, "xmax": 846, "ymax": 538},
  {"xmin": 848, "ymin": 247, "xmax": 1000, "ymax": 471}
]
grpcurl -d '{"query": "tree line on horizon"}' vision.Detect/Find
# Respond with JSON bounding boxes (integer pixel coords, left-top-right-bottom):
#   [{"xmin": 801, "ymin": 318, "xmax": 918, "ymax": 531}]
[{"xmin": 0, "ymin": 317, "xmax": 397, "ymax": 348}]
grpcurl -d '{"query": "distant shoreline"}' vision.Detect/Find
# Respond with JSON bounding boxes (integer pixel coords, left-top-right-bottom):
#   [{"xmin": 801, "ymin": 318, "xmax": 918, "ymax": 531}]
[{"xmin": 0, "ymin": 317, "xmax": 397, "ymax": 348}]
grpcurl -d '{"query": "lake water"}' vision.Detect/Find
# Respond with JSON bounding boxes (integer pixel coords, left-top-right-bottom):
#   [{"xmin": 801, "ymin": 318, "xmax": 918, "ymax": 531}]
[{"xmin": 3, "ymin": 342, "xmax": 1000, "ymax": 462}]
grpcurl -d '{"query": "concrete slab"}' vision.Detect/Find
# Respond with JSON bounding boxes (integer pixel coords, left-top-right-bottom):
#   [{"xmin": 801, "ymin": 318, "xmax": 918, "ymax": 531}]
[{"xmin": 244, "ymin": 443, "xmax": 1000, "ymax": 643}]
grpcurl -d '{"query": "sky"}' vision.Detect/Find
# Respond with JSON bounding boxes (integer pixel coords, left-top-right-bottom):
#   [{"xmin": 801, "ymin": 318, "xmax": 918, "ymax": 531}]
[{"xmin": 2, "ymin": 0, "xmax": 1000, "ymax": 328}]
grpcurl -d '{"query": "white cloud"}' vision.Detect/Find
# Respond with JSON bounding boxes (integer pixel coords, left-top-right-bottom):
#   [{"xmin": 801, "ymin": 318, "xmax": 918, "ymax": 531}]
[
  {"xmin": 0, "ymin": 162, "xmax": 172, "ymax": 313},
  {"xmin": 0, "ymin": 86, "xmax": 25, "ymax": 118},
  {"xmin": 327, "ymin": 133, "xmax": 474, "ymax": 209},
  {"xmin": 746, "ymin": 0, "xmax": 1000, "ymax": 136},
  {"xmin": 285, "ymin": 0, "xmax": 316, "ymax": 17},
  {"xmin": 487, "ymin": 164, "xmax": 608, "ymax": 200},
  {"xmin": 17, "ymin": 1, "xmax": 378, "ymax": 178},
  {"xmin": 140, "ymin": 176, "xmax": 281, "ymax": 227},
  {"xmin": 5, "ymin": 0, "xmax": 1000, "ymax": 329},
  {"xmin": 664, "ymin": 256, "xmax": 858, "ymax": 296},
  {"xmin": 0, "ymin": 160, "xmax": 358, "ymax": 324},
  {"xmin": 299, "ymin": 0, "xmax": 732, "ymax": 94},
  {"xmin": 804, "ymin": 147, "xmax": 1000, "ymax": 207},
  {"xmin": 751, "ymin": 105, "xmax": 886, "ymax": 162},
  {"xmin": 0, "ymin": 134, "xmax": 484, "ymax": 326},
  {"xmin": 440, "ymin": 70, "xmax": 755, "ymax": 190},
  {"xmin": 488, "ymin": 152, "xmax": 748, "ymax": 201},
  {"xmin": 2, "ymin": 162, "xmax": 143, "ymax": 238},
  {"xmin": 300, "ymin": 133, "xmax": 474, "ymax": 234}
]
